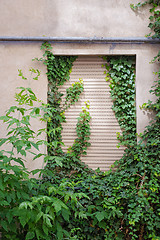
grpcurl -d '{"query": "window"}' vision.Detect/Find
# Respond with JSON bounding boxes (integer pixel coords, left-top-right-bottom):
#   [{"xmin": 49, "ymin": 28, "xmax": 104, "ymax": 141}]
[{"xmin": 60, "ymin": 56, "xmax": 125, "ymax": 171}]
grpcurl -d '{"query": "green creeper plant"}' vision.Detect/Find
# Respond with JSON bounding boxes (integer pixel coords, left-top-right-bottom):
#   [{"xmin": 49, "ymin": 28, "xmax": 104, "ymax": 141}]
[
  {"xmin": 38, "ymin": 37, "xmax": 160, "ymax": 239},
  {"xmin": 37, "ymin": 43, "xmax": 92, "ymax": 179},
  {"xmin": 102, "ymin": 56, "xmax": 136, "ymax": 148},
  {"xmin": 130, "ymin": 0, "xmax": 160, "ymax": 62}
]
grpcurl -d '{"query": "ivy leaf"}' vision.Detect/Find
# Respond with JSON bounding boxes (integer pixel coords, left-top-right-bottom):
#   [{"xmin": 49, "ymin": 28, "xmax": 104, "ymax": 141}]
[{"xmin": 26, "ymin": 232, "xmax": 35, "ymax": 240}]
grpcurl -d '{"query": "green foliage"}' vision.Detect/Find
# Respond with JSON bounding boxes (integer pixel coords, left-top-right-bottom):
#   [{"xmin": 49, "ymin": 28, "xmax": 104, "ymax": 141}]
[
  {"xmin": 0, "ymin": 2, "xmax": 160, "ymax": 236},
  {"xmin": 130, "ymin": 0, "xmax": 160, "ymax": 40},
  {"xmin": 16, "ymin": 182, "xmax": 89, "ymax": 240},
  {"xmin": 102, "ymin": 56, "xmax": 136, "ymax": 147},
  {"xmin": 38, "ymin": 43, "xmax": 92, "ymax": 179},
  {"xmin": 68, "ymin": 101, "xmax": 91, "ymax": 157},
  {"xmin": 64, "ymin": 79, "xmax": 84, "ymax": 110},
  {"xmin": 40, "ymin": 41, "xmax": 160, "ymax": 239},
  {"xmin": 0, "ymin": 71, "xmax": 90, "ymax": 240},
  {"xmin": 131, "ymin": 0, "xmax": 160, "ymax": 62}
]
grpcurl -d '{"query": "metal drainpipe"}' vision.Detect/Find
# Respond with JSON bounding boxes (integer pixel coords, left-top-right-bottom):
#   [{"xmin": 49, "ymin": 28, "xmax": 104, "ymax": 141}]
[{"xmin": 0, "ymin": 36, "xmax": 159, "ymax": 44}]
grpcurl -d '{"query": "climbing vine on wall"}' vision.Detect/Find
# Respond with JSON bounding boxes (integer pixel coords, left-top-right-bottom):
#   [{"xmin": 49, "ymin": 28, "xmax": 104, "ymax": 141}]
[
  {"xmin": 38, "ymin": 35, "xmax": 160, "ymax": 239},
  {"xmin": 41, "ymin": 43, "xmax": 137, "ymax": 174},
  {"xmin": 39, "ymin": 42, "xmax": 92, "ymax": 178},
  {"xmin": 131, "ymin": 0, "xmax": 160, "ymax": 62},
  {"xmin": 102, "ymin": 56, "xmax": 136, "ymax": 147},
  {"xmin": 130, "ymin": 0, "xmax": 160, "ymax": 40}
]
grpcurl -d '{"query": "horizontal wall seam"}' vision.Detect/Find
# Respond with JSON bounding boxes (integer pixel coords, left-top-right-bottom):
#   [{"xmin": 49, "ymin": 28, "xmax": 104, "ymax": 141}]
[{"xmin": 0, "ymin": 36, "xmax": 159, "ymax": 44}]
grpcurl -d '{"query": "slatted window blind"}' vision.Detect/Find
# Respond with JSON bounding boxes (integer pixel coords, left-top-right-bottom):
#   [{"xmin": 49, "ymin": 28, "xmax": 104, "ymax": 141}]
[{"xmin": 60, "ymin": 56, "xmax": 124, "ymax": 172}]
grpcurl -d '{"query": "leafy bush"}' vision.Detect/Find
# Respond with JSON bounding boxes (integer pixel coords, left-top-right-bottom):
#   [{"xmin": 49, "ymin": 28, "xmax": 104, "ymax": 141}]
[{"xmin": 0, "ymin": 72, "xmax": 90, "ymax": 240}]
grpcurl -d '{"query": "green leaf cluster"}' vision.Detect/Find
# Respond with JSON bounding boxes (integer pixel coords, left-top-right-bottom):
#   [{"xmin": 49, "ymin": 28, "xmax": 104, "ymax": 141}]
[
  {"xmin": 0, "ymin": 70, "xmax": 90, "ymax": 240},
  {"xmin": 131, "ymin": 0, "xmax": 160, "ymax": 62},
  {"xmin": 39, "ymin": 43, "xmax": 92, "ymax": 180},
  {"xmin": 36, "ymin": 42, "xmax": 160, "ymax": 239},
  {"xmin": 103, "ymin": 56, "xmax": 136, "ymax": 147}
]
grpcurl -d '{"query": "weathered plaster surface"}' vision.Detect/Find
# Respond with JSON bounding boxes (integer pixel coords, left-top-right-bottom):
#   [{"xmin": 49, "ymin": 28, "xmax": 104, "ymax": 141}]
[
  {"xmin": 0, "ymin": 0, "xmax": 151, "ymax": 37},
  {"xmin": 0, "ymin": 43, "xmax": 47, "ymax": 171}
]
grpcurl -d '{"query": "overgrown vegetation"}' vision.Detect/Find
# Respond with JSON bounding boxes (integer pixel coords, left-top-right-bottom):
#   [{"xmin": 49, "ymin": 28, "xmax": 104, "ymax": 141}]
[
  {"xmin": 0, "ymin": 1, "xmax": 160, "ymax": 239},
  {"xmin": 102, "ymin": 56, "xmax": 136, "ymax": 147},
  {"xmin": 39, "ymin": 43, "xmax": 92, "ymax": 179},
  {"xmin": 0, "ymin": 70, "xmax": 91, "ymax": 240}
]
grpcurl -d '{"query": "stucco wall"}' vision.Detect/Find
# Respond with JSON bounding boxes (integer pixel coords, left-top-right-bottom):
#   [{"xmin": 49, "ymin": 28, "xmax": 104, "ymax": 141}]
[
  {"xmin": 0, "ymin": 43, "xmax": 48, "ymax": 171},
  {"xmin": 0, "ymin": 0, "xmax": 159, "ymax": 171},
  {"xmin": 0, "ymin": 0, "xmax": 151, "ymax": 38}
]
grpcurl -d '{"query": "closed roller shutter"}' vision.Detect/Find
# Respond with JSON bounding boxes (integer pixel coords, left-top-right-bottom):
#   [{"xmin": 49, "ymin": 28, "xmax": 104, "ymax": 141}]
[{"xmin": 60, "ymin": 56, "xmax": 124, "ymax": 172}]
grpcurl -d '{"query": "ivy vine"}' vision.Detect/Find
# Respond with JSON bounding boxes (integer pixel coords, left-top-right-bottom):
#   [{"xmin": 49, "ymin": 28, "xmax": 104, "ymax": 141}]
[
  {"xmin": 102, "ymin": 56, "xmax": 136, "ymax": 147},
  {"xmin": 131, "ymin": 0, "xmax": 160, "ymax": 62},
  {"xmin": 36, "ymin": 31, "xmax": 160, "ymax": 238},
  {"xmin": 39, "ymin": 43, "xmax": 92, "ymax": 179},
  {"xmin": 39, "ymin": 37, "xmax": 160, "ymax": 239}
]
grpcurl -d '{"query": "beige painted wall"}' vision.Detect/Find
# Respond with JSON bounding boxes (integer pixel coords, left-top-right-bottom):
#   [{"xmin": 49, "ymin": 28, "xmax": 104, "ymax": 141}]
[
  {"xmin": 0, "ymin": 0, "xmax": 151, "ymax": 38},
  {"xmin": 0, "ymin": 0, "xmax": 159, "ymax": 171},
  {"xmin": 0, "ymin": 43, "xmax": 48, "ymax": 171}
]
